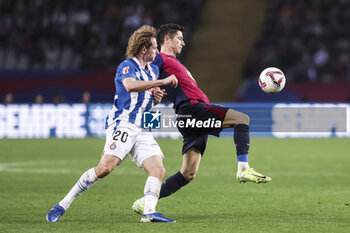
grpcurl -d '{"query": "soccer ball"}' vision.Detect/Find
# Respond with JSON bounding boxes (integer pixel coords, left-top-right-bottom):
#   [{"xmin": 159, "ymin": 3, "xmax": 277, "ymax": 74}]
[{"xmin": 258, "ymin": 67, "xmax": 286, "ymax": 94}]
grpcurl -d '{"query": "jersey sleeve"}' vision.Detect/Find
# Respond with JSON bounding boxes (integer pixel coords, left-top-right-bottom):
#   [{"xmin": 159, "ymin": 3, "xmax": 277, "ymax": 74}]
[
  {"xmin": 116, "ymin": 61, "xmax": 137, "ymax": 81},
  {"xmin": 152, "ymin": 54, "xmax": 164, "ymax": 73}
]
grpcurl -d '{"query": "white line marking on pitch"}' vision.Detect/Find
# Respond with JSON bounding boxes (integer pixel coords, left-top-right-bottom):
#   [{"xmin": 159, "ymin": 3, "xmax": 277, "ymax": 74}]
[
  {"xmin": 0, "ymin": 160, "xmax": 76, "ymax": 174},
  {"xmin": 0, "ymin": 160, "xmax": 145, "ymax": 176}
]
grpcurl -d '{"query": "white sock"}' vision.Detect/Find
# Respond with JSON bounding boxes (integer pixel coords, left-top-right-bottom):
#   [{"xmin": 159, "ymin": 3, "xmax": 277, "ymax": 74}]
[
  {"xmin": 59, "ymin": 168, "xmax": 98, "ymax": 210},
  {"xmin": 238, "ymin": 162, "xmax": 250, "ymax": 172},
  {"xmin": 143, "ymin": 176, "xmax": 161, "ymax": 214},
  {"xmin": 138, "ymin": 196, "xmax": 145, "ymax": 204}
]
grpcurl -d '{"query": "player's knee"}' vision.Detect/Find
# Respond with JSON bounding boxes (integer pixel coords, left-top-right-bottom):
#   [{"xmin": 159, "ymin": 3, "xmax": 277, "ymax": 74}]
[
  {"xmin": 147, "ymin": 165, "xmax": 165, "ymax": 180},
  {"xmin": 156, "ymin": 167, "xmax": 165, "ymax": 180},
  {"xmin": 239, "ymin": 113, "xmax": 250, "ymax": 125},
  {"xmin": 160, "ymin": 167, "xmax": 166, "ymax": 178}
]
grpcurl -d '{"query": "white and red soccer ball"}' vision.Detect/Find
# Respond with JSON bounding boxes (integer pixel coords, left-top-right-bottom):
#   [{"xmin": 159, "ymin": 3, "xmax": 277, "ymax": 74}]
[{"xmin": 258, "ymin": 67, "xmax": 286, "ymax": 94}]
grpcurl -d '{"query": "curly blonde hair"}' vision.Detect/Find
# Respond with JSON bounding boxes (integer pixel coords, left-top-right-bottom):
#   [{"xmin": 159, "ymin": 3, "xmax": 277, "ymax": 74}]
[{"xmin": 126, "ymin": 25, "xmax": 157, "ymax": 58}]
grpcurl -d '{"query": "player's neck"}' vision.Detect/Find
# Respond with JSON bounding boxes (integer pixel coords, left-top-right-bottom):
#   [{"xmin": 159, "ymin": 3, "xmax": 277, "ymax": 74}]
[
  {"xmin": 160, "ymin": 47, "xmax": 176, "ymax": 57},
  {"xmin": 134, "ymin": 55, "xmax": 148, "ymax": 70}
]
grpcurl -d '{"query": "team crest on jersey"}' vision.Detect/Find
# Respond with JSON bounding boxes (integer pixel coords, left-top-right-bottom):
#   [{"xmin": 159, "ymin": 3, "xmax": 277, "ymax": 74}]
[
  {"xmin": 109, "ymin": 142, "xmax": 117, "ymax": 150},
  {"xmin": 122, "ymin": 66, "xmax": 130, "ymax": 74}
]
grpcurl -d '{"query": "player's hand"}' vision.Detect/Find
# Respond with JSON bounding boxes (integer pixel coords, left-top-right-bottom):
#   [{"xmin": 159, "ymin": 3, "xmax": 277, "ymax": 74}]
[
  {"xmin": 152, "ymin": 87, "xmax": 166, "ymax": 105},
  {"xmin": 162, "ymin": 75, "xmax": 178, "ymax": 88}
]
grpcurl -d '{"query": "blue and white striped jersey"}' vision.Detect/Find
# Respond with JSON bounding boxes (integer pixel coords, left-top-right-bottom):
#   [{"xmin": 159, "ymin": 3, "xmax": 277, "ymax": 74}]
[{"xmin": 105, "ymin": 57, "xmax": 159, "ymax": 128}]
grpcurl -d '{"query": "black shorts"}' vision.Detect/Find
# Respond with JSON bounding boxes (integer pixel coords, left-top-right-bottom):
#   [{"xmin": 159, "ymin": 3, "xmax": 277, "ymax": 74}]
[{"xmin": 176, "ymin": 101, "xmax": 229, "ymax": 155}]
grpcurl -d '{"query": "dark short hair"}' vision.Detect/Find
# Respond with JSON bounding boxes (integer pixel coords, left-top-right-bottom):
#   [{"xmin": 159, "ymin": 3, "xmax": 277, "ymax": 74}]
[{"xmin": 157, "ymin": 23, "xmax": 184, "ymax": 46}]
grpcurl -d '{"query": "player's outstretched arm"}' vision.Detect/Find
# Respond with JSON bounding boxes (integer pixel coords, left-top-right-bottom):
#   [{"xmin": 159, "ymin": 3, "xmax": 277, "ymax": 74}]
[{"xmin": 122, "ymin": 75, "xmax": 178, "ymax": 92}]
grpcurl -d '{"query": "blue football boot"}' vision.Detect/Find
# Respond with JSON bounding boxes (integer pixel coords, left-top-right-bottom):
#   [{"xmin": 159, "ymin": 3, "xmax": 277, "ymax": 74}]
[
  {"xmin": 140, "ymin": 212, "xmax": 175, "ymax": 223},
  {"xmin": 46, "ymin": 204, "xmax": 65, "ymax": 222}
]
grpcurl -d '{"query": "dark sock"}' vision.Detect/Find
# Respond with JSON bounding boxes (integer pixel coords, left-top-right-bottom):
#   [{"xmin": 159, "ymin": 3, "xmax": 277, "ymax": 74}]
[
  {"xmin": 234, "ymin": 124, "xmax": 250, "ymax": 159},
  {"xmin": 159, "ymin": 171, "xmax": 189, "ymax": 199}
]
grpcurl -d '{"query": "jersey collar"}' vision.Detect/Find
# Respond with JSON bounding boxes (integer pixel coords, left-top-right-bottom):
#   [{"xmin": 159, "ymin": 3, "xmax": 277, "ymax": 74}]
[{"xmin": 131, "ymin": 57, "xmax": 153, "ymax": 73}]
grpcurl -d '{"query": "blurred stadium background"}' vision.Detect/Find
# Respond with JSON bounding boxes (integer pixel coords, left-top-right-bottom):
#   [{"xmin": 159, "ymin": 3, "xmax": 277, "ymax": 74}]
[
  {"xmin": 1, "ymin": 0, "xmax": 350, "ymax": 104},
  {"xmin": 0, "ymin": 0, "xmax": 348, "ymax": 138}
]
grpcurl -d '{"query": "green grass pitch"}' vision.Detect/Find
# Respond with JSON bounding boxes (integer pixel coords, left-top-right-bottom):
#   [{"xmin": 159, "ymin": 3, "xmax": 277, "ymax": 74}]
[{"xmin": 0, "ymin": 137, "xmax": 350, "ymax": 233}]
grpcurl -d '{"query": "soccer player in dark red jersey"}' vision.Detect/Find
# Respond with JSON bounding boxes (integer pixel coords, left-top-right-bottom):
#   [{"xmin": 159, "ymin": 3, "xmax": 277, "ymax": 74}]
[{"xmin": 132, "ymin": 23, "xmax": 271, "ymax": 214}]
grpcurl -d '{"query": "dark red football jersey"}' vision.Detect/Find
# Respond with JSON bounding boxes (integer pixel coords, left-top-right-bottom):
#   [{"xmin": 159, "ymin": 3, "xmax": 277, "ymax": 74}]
[{"xmin": 152, "ymin": 52, "xmax": 210, "ymax": 108}]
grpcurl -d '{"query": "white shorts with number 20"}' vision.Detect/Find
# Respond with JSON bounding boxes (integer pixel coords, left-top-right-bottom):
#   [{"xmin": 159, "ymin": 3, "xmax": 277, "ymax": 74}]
[{"xmin": 103, "ymin": 121, "xmax": 164, "ymax": 168}]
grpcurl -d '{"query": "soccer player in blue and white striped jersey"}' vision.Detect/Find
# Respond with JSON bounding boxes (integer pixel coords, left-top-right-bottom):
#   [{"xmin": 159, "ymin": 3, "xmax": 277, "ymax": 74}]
[{"xmin": 46, "ymin": 25, "xmax": 178, "ymax": 223}]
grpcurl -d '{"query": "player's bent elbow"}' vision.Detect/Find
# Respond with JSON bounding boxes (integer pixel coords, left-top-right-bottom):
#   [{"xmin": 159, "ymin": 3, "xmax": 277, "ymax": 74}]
[
  {"xmin": 124, "ymin": 85, "xmax": 145, "ymax": 93},
  {"xmin": 122, "ymin": 79, "xmax": 138, "ymax": 92},
  {"xmin": 124, "ymin": 85, "xmax": 134, "ymax": 93}
]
